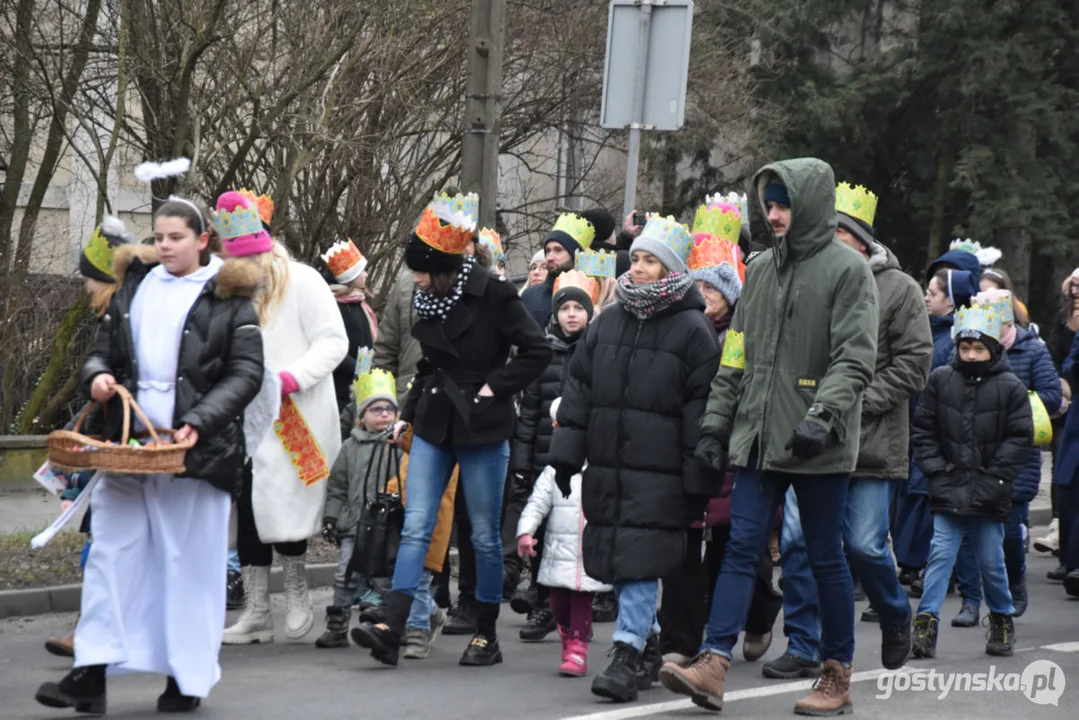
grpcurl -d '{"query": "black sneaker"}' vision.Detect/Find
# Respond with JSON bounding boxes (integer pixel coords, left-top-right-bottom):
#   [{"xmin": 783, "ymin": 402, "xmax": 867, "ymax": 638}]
[
  {"xmin": 459, "ymin": 634, "xmax": 503, "ymax": 666},
  {"xmin": 443, "ymin": 598, "xmax": 477, "ymax": 636},
  {"xmin": 636, "ymin": 633, "xmax": 662, "ymax": 689},
  {"xmin": 226, "ymin": 570, "xmax": 245, "ymax": 611},
  {"xmin": 158, "ymin": 676, "xmax": 201, "ymax": 713},
  {"xmin": 592, "ymin": 592, "xmax": 618, "ymax": 623},
  {"xmin": 761, "ymin": 652, "xmax": 821, "ymax": 679},
  {"xmin": 985, "ymin": 612, "xmax": 1015, "ymax": 657},
  {"xmin": 911, "ymin": 613, "xmax": 938, "ymax": 659},
  {"xmin": 1064, "ymin": 570, "xmax": 1079, "ymax": 598},
  {"xmin": 881, "ymin": 620, "xmax": 912, "ymax": 670},
  {"xmin": 351, "ymin": 622, "xmax": 402, "ymax": 666},
  {"xmin": 1011, "ymin": 582, "xmax": 1029, "ymax": 616},
  {"xmin": 592, "ymin": 642, "xmax": 640, "ymax": 703},
  {"xmin": 861, "ymin": 607, "xmax": 880, "ymax": 623},
  {"xmin": 1048, "ymin": 564, "xmax": 1068, "ymax": 582},
  {"xmin": 35, "ymin": 664, "xmax": 107, "ymax": 714},
  {"xmin": 510, "ymin": 584, "xmax": 537, "ymax": 615},
  {"xmin": 908, "ymin": 576, "xmax": 924, "ymax": 598},
  {"xmin": 519, "ymin": 607, "xmax": 557, "ymax": 642}
]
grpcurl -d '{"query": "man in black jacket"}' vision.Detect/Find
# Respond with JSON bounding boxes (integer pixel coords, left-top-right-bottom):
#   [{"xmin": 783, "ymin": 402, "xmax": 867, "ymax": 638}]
[{"xmin": 521, "ymin": 212, "xmax": 597, "ymax": 327}]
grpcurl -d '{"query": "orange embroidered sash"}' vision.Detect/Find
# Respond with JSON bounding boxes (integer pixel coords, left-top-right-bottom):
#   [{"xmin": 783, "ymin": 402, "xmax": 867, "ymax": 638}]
[{"xmin": 273, "ymin": 396, "xmax": 329, "ymax": 487}]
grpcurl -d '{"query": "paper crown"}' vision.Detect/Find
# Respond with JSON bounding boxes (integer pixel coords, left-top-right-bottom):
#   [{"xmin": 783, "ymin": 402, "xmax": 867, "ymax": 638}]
[
  {"xmin": 835, "ymin": 183, "xmax": 878, "ymax": 228},
  {"xmin": 688, "ymin": 235, "xmax": 742, "ymax": 275},
  {"xmin": 212, "ymin": 194, "xmax": 265, "ymax": 241},
  {"xmin": 692, "ymin": 203, "xmax": 742, "ymax": 245},
  {"xmin": 478, "ymin": 227, "xmax": 505, "ymax": 265},
  {"xmin": 575, "ymin": 248, "xmax": 616, "ymax": 278},
  {"xmin": 550, "ymin": 213, "xmax": 596, "ymax": 252},
  {"xmin": 354, "ymin": 347, "xmax": 375, "ymax": 377},
  {"xmin": 949, "ymin": 238, "xmax": 1003, "ymax": 269},
  {"xmin": 953, "ymin": 301, "xmax": 1006, "ymax": 343},
  {"xmin": 415, "ymin": 193, "xmax": 477, "ymax": 255},
  {"xmin": 82, "ymin": 216, "xmax": 130, "ymax": 279},
  {"xmin": 353, "ymin": 369, "xmax": 397, "ymax": 411},
  {"xmin": 640, "ymin": 215, "xmax": 693, "ymax": 263},
  {"xmin": 974, "ymin": 289, "xmax": 1015, "ymax": 325},
  {"xmin": 322, "ymin": 239, "xmax": 367, "ymax": 284},
  {"xmin": 238, "ymin": 188, "xmax": 273, "ymax": 225},
  {"xmin": 706, "ymin": 192, "xmax": 749, "ymax": 228},
  {"xmin": 435, "ymin": 191, "xmax": 479, "ymax": 224},
  {"xmin": 553, "ymin": 269, "xmax": 599, "ymax": 305}
]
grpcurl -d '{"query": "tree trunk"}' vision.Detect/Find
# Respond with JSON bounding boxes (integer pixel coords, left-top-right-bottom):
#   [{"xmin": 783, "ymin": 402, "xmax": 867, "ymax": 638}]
[{"xmin": 14, "ymin": 296, "xmax": 89, "ymax": 434}]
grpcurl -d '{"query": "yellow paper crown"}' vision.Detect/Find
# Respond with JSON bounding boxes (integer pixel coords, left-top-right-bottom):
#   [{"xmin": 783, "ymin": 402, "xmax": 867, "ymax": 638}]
[
  {"xmin": 553, "ymin": 269, "xmax": 599, "ymax": 305},
  {"xmin": 835, "ymin": 183, "xmax": 878, "ymax": 228},
  {"xmin": 239, "ymin": 188, "xmax": 274, "ymax": 225},
  {"xmin": 353, "ymin": 369, "xmax": 397, "ymax": 410},
  {"xmin": 82, "ymin": 216, "xmax": 129, "ymax": 280},
  {"xmin": 550, "ymin": 213, "xmax": 596, "ymax": 252},
  {"xmin": 691, "ymin": 204, "xmax": 741, "ymax": 245}
]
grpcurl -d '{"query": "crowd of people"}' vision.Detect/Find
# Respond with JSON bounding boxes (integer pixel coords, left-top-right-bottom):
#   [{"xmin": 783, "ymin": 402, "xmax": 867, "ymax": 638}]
[{"xmin": 30, "ymin": 154, "xmax": 1079, "ymax": 717}]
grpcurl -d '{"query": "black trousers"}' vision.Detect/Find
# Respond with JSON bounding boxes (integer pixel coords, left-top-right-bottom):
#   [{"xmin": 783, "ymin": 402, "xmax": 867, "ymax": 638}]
[
  {"xmin": 237, "ymin": 461, "xmax": 307, "ymax": 567},
  {"xmin": 660, "ymin": 525, "xmax": 782, "ymax": 657}
]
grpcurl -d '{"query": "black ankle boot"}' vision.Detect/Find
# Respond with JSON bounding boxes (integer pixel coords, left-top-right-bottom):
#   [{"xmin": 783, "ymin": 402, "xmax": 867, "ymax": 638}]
[
  {"xmin": 158, "ymin": 676, "xmax": 201, "ymax": 713},
  {"xmin": 35, "ymin": 664, "xmax": 107, "ymax": 714},
  {"xmin": 636, "ymin": 633, "xmax": 662, "ymax": 689},
  {"xmin": 315, "ymin": 605, "xmax": 351, "ymax": 649},
  {"xmin": 460, "ymin": 601, "xmax": 503, "ymax": 666},
  {"xmin": 592, "ymin": 642, "xmax": 640, "ymax": 703},
  {"xmin": 351, "ymin": 590, "xmax": 412, "ymax": 666}
]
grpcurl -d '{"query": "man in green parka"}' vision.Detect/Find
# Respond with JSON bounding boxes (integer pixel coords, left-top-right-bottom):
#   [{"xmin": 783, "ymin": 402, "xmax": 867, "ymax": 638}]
[{"xmin": 659, "ymin": 158, "xmax": 879, "ymax": 716}]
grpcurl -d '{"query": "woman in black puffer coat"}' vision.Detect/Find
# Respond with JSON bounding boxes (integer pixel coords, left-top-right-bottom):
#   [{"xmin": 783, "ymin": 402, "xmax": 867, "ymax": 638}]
[{"xmin": 549, "ymin": 217, "xmax": 721, "ymax": 703}]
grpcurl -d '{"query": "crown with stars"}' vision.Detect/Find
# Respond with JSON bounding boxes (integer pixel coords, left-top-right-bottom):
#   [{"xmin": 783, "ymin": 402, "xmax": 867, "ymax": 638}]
[
  {"xmin": 639, "ymin": 215, "xmax": 693, "ymax": 264},
  {"xmin": 352, "ymin": 368, "xmax": 397, "ymax": 411},
  {"xmin": 238, "ymin": 188, "xmax": 274, "ymax": 225},
  {"xmin": 575, "ymin": 248, "xmax": 616, "ymax": 278},
  {"xmin": 478, "ymin": 227, "xmax": 505, "ymax": 265},
  {"xmin": 953, "ymin": 301, "xmax": 1006, "ymax": 343},
  {"xmin": 553, "ymin": 269, "xmax": 599, "ymax": 304},
  {"xmin": 835, "ymin": 183, "xmax": 878, "ymax": 228},
  {"xmin": 415, "ymin": 192, "xmax": 477, "ymax": 255}
]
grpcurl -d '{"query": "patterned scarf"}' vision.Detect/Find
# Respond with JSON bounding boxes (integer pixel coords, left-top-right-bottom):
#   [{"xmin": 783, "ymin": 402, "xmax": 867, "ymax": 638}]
[
  {"xmin": 614, "ymin": 270, "xmax": 695, "ymax": 321},
  {"xmin": 413, "ymin": 254, "xmax": 475, "ymax": 321}
]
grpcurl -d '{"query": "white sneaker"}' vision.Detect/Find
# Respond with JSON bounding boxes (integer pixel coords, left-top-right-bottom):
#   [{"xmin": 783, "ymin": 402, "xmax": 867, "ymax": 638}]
[
  {"xmin": 222, "ymin": 566, "xmax": 274, "ymax": 645},
  {"xmin": 281, "ymin": 554, "xmax": 314, "ymax": 640},
  {"xmin": 1034, "ymin": 518, "xmax": 1059, "ymax": 555}
]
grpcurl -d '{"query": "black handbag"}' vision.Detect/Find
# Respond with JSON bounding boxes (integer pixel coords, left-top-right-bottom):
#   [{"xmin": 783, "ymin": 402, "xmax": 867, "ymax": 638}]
[{"xmin": 347, "ymin": 440, "xmax": 404, "ymax": 579}]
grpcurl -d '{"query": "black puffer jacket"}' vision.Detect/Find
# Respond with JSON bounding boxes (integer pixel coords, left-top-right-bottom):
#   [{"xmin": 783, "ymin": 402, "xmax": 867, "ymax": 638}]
[
  {"xmin": 510, "ymin": 326, "xmax": 581, "ymax": 476},
  {"xmin": 911, "ymin": 353, "xmax": 1033, "ymax": 523},
  {"xmin": 81, "ymin": 245, "xmax": 265, "ymax": 495},
  {"xmin": 548, "ymin": 285, "xmax": 721, "ymax": 583}
]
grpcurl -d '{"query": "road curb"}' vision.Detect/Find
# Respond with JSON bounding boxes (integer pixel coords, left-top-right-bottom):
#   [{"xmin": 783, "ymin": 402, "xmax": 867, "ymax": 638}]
[{"xmin": 0, "ymin": 563, "xmax": 337, "ymax": 620}]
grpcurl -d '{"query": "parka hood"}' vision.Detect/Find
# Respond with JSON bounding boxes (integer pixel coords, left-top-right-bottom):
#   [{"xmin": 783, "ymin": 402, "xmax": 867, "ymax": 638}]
[{"xmin": 753, "ymin": 158, "xmax": 837, "ymax": 263}]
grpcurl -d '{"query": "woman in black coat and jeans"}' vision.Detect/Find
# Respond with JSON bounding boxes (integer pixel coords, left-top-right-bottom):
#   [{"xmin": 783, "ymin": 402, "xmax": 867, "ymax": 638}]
[
  {"xmin": 352, "ymin": 194, "xmax": 550, "ymax": 668},
  {"xmin": 549, "ymin": 216, "xmax": 721, "ymax": 703}
]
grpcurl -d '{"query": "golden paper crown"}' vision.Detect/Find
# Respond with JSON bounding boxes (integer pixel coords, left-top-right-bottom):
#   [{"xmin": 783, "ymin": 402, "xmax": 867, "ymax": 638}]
[
  {"xmin": 321, "ymin": 239, "xmax": 367, "ymax": 283},
  {"xmin": 553, "ymin": 269, "xmax": 599, "ymax": 305},
  {"xmin": 550, "ymin": 213, "xmax": 596, "ymax": 252},
  {"xmin": 575, "ymin": 248, "xmax": 617, "ymax": 278},
  {"xmin": 478, "ymin": 227, "xmax": 505, "ymax": 265},
  {"xmin": 353, "ymin": 369, "xmax": 397, "ymax": 411},
  {"xmin": 688, "ymin": 235, "xmax": 741, "ymax": 273},
  {"xmin": 415, "ymin": 193, "xmax": 477, "ymax": 256},
  {"xmin": 239, "ymin": 188, "xmax": 274, "ymax": 225},
  {"xmin": 835, "ymin": 183, "xmax": 878, "ymax": 228},
  {"xmin": 691, "ymin": 204, "xmax": 741, "ymax": 245}
]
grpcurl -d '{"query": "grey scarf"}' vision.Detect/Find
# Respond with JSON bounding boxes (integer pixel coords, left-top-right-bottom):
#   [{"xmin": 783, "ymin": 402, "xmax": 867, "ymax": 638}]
[{"xmin": 614, "ymin": 270, "xmax": 694, "ymax": 320}]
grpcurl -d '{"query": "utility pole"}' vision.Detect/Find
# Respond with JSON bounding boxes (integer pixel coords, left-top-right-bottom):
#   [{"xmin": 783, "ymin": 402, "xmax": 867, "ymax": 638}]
[{"xmin": 460, "ymin": 0, "xmax": 507, "ymax": 230}]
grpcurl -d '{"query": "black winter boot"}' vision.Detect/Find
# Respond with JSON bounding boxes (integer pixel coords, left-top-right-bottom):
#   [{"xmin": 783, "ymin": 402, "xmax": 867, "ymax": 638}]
[
  {"xmin": 636, "ymin": 633, "xmax": 662, "ymax": 689},
  {"xmin": 985, "ymin": 612, "xmax": 1015, "ymax": 657},
  {"xmin": 157, "ymin": 676, "xmax": 201, "ymax": 713},
  {"xmin": 351, "ymin": 590, "xmax": 412, "ymax": 666},
  {"xmin": 519, "ymin": 606, "xmax": 557, "ymax": 641},
  {"xmin": 443, "ymin": 594, "xmax": 477, "ymax": 635},
  {"xmin": 911, "ymin": 613, "xmax": 938, "ymax": 659},
  {"xmin": 592, "ymin": 592, "xmax": 618, "ymax": 623},
  {"xmin": 592, "ymin": 642, "xmax": 640, "ymax": 703},
  {"xmin": 460, "ymin": 601, "xmax": 503, "ymax": 666},
  {"xmin": 315, "ymin": 605, "xmax": 351, "ymax": 649},
  {"xmin": 35, "ymin": 664, "xmax": 107, "ymax": 714}
]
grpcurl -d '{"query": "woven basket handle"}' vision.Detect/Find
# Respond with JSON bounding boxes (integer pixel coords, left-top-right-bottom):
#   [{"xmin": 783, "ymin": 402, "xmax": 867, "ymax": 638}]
[
  {"xmin": 71, "ymin": 399, "xmax": 97, "ymax": 435},
  {"xmin": 114, "ymin": 385, "xmax": 164, "ymax": 446}
]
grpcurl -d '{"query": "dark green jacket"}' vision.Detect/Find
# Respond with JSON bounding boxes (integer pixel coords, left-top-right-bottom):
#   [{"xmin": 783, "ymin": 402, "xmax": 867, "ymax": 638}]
[
  {"xmin": 856, "ymin": 241, "xmax": 933, "ymax": 478},
  {"xmin": 372, "ymin": 270, "xmax": 422, "ymax": 404},
  {"xmin": 323, "ymin": 427, "xmax": 398, "ymax": 537},
  {"xmin": 701, "ymin": 158, "xmax": 879, "ymax": 474}
]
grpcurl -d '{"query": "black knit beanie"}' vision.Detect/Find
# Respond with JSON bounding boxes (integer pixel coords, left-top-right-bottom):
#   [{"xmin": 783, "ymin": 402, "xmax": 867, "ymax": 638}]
[
  {"xmin": 552, "ymin": 286, "xmax": 594, "ymax": 321},
  {"xmin": 404, "ymin": 231, "xmax": 464, "ymax": 273},
  {"xmin": 581, "ymin": 208, "xmax": 616, "ymax": 245}
]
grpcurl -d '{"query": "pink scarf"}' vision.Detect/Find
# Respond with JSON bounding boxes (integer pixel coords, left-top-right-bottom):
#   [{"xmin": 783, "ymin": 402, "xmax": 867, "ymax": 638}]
[{"xmin": 1000, "ymin": 322, "xmax": 1017, "ymax": 350}]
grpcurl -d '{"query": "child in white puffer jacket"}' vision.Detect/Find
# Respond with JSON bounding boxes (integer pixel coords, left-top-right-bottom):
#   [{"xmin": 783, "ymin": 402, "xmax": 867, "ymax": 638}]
[{"xmin": 517, "ymin": 462, "xmax": 612, "ymax": 678}]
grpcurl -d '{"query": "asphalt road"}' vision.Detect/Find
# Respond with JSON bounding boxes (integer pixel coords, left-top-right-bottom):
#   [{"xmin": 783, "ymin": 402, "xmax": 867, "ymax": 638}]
[{"xmin": 1, "ymin": 553, "xmax": 1076, "ymax": 719}]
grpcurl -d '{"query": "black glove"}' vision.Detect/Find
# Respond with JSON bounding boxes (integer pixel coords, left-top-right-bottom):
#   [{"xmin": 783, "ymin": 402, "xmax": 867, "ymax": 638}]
[
  {"xmin": 552, "ymin": 465, "xmax": 575, "ymax": 499},
  {"xmin": 694, "ymin": 434, "xmax": 728, "ymax": 472},
  {"xmin": 322, "ymin": 518, "xmax": 337, "ymax": 544},
  {"xmin": 785, "ymin": 418, "xmax": 829, "ymax": 460}
]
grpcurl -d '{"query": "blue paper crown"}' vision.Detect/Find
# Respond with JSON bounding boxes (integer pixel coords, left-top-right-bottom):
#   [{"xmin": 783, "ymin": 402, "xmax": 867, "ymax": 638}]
[
  {"xmin": 978, "ymin": 291, "xmax": 1014, "ymax": 325},
  {"xmin": 354, "ymin": 347, "xmax": 375, "ymax": 377},
  {"xmin": 953, "ymin": 303, "xmax": 1005, "ymax": 343},
  {"xmin": 640, "ymin": 215, "xmax": 693, "ymax": 263},
  {"xmin": 575, "ymin": 249, "xmax": 616, "ymax": 278},
  {"xmin": 212, "ymin": 203, "xmax": 264, "ymax": 240}
]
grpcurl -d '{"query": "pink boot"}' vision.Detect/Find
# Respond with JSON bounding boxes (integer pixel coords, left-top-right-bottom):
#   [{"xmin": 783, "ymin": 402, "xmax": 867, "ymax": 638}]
[{"xmin": 559, "ymin": 638, "xmax": 588, "ymax": 677}]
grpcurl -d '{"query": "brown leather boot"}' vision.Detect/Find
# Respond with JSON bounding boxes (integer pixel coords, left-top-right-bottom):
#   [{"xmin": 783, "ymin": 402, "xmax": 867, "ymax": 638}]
[
  {"xmin": 659, "ymin": 651, "xmax": 730, "ymax": 711},
  {"xmin": 793, "ymin": 659, "xmax": 853, "ymax": 716},
  {"xmin": 44, "ymin": 627, "xmax": 75, "ymax": 658}
]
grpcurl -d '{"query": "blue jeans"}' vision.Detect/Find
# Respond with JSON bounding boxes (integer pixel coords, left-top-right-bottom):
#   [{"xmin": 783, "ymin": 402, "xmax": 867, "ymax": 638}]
[
  {"xmin": 917, "ymin": 513, "xmax": 1014, "ymax": 618},
  {"xmin": 406, "ymin": 570, "xmax": 435, "ymax": 631},
  {"xmin": 227, "ymin": 548, "xmax": 240, "ymax": 574},
  {"xmin": 781, "ymin": 478, "xmax": 910, "ymax": 662},
  {"xmin": 702, "ymin": 465, "xmax": 854, "ymax": 664},
  {"xmin": 391, "ymin": 437, "xmax": 509, "ymax": 605},
  {"xmin": 613, "ymin": 581, "xmax": 661, "ymax": 652},
  {"xmin": 955, "ymin": 504, "xmax": 1027, "ymax": 606}
]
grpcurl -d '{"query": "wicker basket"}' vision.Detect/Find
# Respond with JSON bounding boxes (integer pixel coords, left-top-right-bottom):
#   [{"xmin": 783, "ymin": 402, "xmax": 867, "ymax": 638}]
[{"xmin": 46, "ymin": 386, "xmax": 194, "ymax": 474}]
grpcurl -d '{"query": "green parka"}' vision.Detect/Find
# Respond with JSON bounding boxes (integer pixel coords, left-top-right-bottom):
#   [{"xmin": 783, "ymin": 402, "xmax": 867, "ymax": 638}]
[{"xmin": 701, "ymin": 158, "xmax": 879, "ymax": 474}]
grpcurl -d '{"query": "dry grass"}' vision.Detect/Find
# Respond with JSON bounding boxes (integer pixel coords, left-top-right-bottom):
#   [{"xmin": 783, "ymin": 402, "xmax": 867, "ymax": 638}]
[{"xmin": 0, "ymin": 530, "xmax": 86, "ymax": 590}]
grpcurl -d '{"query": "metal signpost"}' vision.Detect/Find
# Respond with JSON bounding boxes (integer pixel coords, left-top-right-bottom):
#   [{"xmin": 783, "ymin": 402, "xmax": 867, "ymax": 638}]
[{"xmin": 600, "ymin": 0, "xmax": 694, "ymax": 220}]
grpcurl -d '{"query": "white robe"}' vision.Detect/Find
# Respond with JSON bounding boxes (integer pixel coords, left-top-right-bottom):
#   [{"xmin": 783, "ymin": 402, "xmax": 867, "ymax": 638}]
[
  {"xmin": 74, "ymin": 257, "xmax": 231, "ymax": 698},
  {"xmin": 250, "ymin": 261, "xmax": 347, "ymax": 543}
]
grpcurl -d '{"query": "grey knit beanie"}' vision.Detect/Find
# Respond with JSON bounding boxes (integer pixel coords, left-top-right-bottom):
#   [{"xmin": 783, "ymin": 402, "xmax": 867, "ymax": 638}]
[{"xmin": 691, "ymin": 262, "xmax": 742, "ymax": 306}]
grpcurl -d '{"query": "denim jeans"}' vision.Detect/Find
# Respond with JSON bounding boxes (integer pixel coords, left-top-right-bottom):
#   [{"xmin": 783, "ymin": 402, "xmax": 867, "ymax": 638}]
[
  {"xmin": 702, "ymin": 464, "xmax": 854, "ymax": 664},
  {"xmin": 227, "ymin": 549, "xmax": 241, "ymax": 575},
  {"xmin": 954, "ymin": 503, "xmax": 1028, "ymax": 607},
  {"xmin": 391, "ymin": 436, "xmax": 509, "ymax": 605},
  {"xmin": 613, "ymin": 581, "xmax": 661, "ymax": 652},
  {"xmin": 917, "ymin": 513, "xmax": 1014, "ymax": 618},
  {"xmin": 781, "ymin": 478, "xmax": 910, "ymax": 662},
  {"xmin": 405, "ymin": 570, "xmax": 434, "ymax": 631}
]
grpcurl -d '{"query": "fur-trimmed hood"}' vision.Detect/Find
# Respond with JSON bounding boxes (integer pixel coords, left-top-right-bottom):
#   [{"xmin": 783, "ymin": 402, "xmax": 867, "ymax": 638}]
[{"xmin": 112, "ymin": 244, "xmax": 262, "ymax": 300}]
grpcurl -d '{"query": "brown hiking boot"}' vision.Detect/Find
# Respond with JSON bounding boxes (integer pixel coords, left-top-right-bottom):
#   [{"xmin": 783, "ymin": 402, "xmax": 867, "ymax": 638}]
[
  {"xmin": 794, "ymin": 659, "xmax": 853, "ymax": 716},
  {"xmin": 659, "ymin": 651, "xmax": 730, "ymax": 711}
]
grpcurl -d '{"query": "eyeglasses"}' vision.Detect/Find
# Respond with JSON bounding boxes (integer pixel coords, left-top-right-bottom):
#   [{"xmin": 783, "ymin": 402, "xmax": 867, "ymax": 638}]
[{"xmin": 366, "ymin": 405, "xmax": 396, "ymax": 416}]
